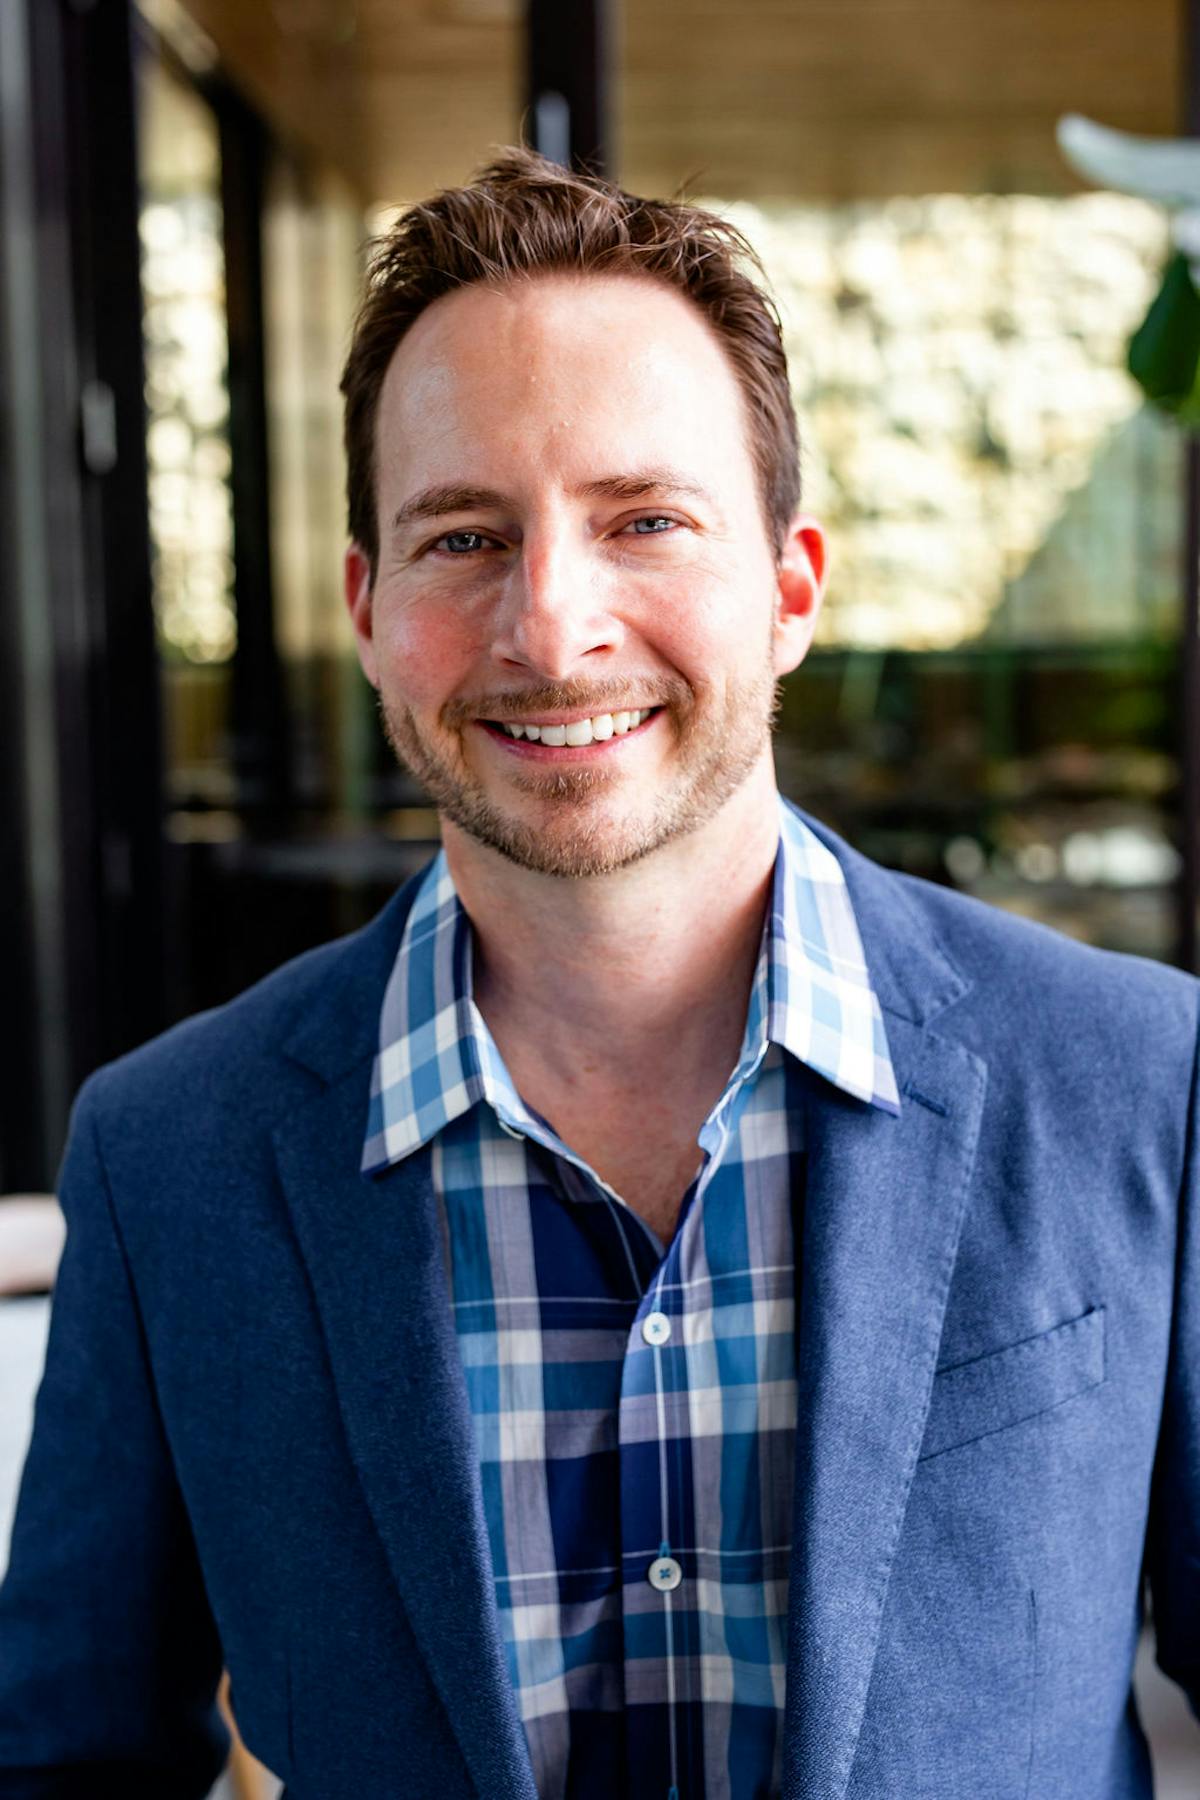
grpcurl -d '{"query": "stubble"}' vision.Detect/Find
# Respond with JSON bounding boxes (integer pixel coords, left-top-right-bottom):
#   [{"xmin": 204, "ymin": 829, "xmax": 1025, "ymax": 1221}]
[{"xmin": 379, "ymin": 660, "xmax": 780, "ymax": 879}]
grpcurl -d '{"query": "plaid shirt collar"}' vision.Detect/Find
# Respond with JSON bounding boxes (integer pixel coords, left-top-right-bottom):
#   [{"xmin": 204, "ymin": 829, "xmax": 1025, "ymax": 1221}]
[{"xmin": 362, "ymin": 799, "xmax": 899, "ymax": 1174}]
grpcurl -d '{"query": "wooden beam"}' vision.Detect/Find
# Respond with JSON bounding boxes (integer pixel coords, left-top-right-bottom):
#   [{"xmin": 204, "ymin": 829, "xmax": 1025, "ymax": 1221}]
[{"xmin": 527, "ymin": 0, "xmax": 610, "ymax": 174}]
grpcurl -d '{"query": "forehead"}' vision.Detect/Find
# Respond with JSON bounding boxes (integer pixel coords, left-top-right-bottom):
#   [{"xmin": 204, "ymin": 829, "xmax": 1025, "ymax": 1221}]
[{"xmin": 374, "ymin": 272, "xmax": 756, "ymax": 495}]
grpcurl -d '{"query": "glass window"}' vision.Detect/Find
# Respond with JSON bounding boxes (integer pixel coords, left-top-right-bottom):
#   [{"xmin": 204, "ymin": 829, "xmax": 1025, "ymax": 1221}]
[{"xmin": 137, "ymin": 48, "xmax": 239, "ymax": 825}]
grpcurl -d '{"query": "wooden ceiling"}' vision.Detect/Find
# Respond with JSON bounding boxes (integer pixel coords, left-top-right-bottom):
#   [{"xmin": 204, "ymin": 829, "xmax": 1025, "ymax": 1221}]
[{"xmin": 174, "ymin": 0, "xmax": 1182, "ymax": 207}]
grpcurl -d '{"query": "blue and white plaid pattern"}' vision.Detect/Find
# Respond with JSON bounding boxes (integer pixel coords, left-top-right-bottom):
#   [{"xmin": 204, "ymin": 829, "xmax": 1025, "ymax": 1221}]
[{"xmin": 363, "ymin": 801, "xmax": 898, "ymax": 1799}]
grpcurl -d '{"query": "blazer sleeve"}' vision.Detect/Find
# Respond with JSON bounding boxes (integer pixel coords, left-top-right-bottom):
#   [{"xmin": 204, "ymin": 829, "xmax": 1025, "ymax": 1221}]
[
  {"xmin": 0, "ymin": 1076, "xmax": 230, "ymax": 1797},
  {"xmin": 1145, "ymin": 1007, "xmax": 1200, "ymax": 1720}
]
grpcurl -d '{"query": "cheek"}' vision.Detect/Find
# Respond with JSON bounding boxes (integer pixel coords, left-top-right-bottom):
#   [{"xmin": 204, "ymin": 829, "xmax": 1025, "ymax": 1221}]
[
  {"xmin": 642, "ymin": 575, "xmax": 772, "ymax": 675},
  {"xmin": 626, "ymin": 555, "xmax": 726, "ymax": 633},
  {"xmin": 374, "ymin": 599, "xmax": 482, "ymax": 707}
]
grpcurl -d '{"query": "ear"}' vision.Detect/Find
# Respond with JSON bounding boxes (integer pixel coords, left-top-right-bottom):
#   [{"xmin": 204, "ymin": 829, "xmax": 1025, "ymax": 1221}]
[
  {"xmin": 772, "ymin": 514, "xmax": 827, "ymax": 678},
  {"xmin": 344, "ymin": 542, "xmax": 380, "ymax": 689}
]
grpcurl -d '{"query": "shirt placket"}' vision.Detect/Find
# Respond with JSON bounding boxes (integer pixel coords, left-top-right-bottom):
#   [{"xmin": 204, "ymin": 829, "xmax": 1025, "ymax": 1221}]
[
  {"xmin": 616, "ymin": 1045, "xmax": 763, "ymax": 1800},
  {"xmin": 619, "ymin": 1203, "xmax": 695, "ymax": 1800}
]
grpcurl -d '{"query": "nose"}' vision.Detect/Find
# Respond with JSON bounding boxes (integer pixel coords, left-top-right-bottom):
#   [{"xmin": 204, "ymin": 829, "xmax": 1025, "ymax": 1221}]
[{"xmin": 491, "ymin": 526, "xmax": 624, "ymax": 680}]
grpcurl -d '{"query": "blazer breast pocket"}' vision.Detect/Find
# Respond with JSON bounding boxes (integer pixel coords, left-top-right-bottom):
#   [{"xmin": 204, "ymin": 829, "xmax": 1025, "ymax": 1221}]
[{"xmin": 918, "ymin": 1304, "xmax": 1106, "ymax": 1462}]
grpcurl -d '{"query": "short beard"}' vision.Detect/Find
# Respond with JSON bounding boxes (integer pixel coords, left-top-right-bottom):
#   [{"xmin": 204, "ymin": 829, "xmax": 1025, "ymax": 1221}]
[{"xmin": 379, "ymin": 666, "xmax": 780, "ymax": 879}]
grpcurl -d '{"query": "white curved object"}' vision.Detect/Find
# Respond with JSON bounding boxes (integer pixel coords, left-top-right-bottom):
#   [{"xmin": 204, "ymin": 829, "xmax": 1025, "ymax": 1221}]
[{"xmin": 1057, "ymin": 113, "xmax": 1200, "ymax": 208}]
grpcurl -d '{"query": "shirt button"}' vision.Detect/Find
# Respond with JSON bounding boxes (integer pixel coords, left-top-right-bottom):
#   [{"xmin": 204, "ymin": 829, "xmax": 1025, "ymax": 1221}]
[
  {"xmin": 642, "ymin": 1311, "xmax": 671, "ymax": 1346},
  {"xmin": 648, "ymin": 1556, "xmax": 682, "ymax": 1592}
]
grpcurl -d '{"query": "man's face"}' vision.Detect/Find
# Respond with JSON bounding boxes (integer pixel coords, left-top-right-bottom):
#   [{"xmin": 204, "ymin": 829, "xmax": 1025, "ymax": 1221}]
[{"xmin": 345, "ymin": 272, "xmax": 824, "ymax": 878}]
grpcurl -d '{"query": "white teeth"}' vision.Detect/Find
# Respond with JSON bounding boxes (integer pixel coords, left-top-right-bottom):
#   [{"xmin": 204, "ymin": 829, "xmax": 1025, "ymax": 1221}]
[{"xmin": 496, "ymin": 708, "xmax": 653, "ymax": 743}]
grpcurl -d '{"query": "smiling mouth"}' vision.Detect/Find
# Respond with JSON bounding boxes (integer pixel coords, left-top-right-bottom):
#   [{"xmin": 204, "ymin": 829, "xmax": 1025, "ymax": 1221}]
[{"xmin": 480, "ymin": 707, "xmax": 659, "ymax": 747}]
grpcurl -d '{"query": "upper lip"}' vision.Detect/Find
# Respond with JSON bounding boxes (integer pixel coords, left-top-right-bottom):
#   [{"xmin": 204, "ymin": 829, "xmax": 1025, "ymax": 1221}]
[{"xmin": 477, "ymin": 705, "xmax": 658, "ymax": 726}]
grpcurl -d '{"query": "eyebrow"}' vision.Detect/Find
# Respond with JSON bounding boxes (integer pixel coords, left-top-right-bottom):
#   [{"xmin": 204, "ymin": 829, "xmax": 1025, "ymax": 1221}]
[
  {"xmin": 391, "ymin": 485, "xmax": 507, "ymax": 532},
  {"xmin": 389, "ymin": 467, "xmax": 716, "ymax": 534},
  {"xmin": 576, "ymin": 468, "xmax": 714, "ymax": 507}
]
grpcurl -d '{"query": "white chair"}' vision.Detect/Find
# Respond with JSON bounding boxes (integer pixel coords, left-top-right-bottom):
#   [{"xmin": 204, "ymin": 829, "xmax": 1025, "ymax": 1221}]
[{"xmin": 0, "ymin": 1196, "xmax": 65, "ymax": 1297}]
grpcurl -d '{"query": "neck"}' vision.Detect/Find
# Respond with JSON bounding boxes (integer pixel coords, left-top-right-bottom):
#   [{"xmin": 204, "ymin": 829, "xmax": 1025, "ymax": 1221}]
[{"xmin": 442, "ymin": 760, "xmax": 782, "ymax": 1079}]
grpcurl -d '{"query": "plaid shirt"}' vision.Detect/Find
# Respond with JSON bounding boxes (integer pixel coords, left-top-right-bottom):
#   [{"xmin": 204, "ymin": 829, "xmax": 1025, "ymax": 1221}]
[{"xmin": 363, "ymin": 800, "xmax": 898, "ymax": 1800}]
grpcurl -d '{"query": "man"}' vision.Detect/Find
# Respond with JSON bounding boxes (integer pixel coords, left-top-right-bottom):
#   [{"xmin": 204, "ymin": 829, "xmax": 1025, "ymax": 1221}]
[{"xmin": 0, "ymin": 148, "xmax": 1197, "ymax": 1800}]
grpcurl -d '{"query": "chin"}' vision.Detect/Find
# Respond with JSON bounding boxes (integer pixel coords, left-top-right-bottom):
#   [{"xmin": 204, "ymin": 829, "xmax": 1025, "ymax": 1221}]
[
  {"xmin": 459, "ymin": 781, "xmax": 749, "ymax": 878},
  {"xmin": 458, "ymin": 806, "xmax": 669, "ymax": 879}
]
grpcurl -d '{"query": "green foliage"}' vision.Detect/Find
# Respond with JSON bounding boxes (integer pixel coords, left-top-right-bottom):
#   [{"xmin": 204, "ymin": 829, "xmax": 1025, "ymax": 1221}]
[{"xmin": 1128, "ymin": 251, "xmax": 1200, "ymax": 423}]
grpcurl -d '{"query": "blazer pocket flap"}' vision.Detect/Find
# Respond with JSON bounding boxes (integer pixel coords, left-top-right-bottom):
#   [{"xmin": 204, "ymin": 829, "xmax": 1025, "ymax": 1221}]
[{"xmin": 919, "ymin": 1305, "xmax": 1106, "ymax": 1461}]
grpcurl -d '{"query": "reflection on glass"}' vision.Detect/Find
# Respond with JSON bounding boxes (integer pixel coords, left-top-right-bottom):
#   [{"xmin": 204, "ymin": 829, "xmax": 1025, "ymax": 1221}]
[
  {"xmin": 137, "ymin": 56, "xmax": 235, "ymax": 665},
  {"xmin": 263, "ymin": 157, "xmax": 366, "ymax": 813}
]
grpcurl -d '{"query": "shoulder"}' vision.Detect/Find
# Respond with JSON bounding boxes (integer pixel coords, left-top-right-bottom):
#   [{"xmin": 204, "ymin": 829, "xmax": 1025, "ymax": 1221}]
[{"xmin": 914, "ymin": 866, "xmax": 1195, "ymax": 1059}]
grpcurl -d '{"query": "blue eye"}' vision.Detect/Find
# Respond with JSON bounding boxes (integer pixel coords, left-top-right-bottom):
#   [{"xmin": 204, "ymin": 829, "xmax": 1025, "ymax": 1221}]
[
  {"xmin": 628, "ymin": 516, "xmax": 677, "ymax": 535},
  {"xmin": 436, "ymin": 530, "xmax": 493, "ymax": 554}
]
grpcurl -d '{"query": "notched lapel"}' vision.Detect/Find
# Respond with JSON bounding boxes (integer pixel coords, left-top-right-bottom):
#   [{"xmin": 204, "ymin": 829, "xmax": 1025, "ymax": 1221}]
[
  {"xmin": 275, "ymin": 1067, "xmax": 537, "ymax": 1800},
  {"xmin": 782, "ymin": 1014, "xmax": 987, "ymax": 1800}
]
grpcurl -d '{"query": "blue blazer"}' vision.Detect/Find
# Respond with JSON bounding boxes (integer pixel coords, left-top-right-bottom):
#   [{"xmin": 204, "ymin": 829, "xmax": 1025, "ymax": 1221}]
[{"xmin": 0, "ymin": 808, "xmax": 1197, "ymax": 1800}]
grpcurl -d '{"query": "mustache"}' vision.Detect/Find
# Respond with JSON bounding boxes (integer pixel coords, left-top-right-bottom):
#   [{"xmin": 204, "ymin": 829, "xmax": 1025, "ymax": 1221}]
[{"xmin": 443, "ymin": 677, "xmax": 693, "ymax": 726}]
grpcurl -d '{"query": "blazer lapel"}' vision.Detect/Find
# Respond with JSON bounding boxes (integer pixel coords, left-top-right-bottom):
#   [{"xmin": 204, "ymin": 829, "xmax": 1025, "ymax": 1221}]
[
  {"xmin": 274, "ymin": 940, "xmax": 537, "ymax": 1799},
  {"xmin": 780, "ymin": 824, "xmax": 989, "ymax": 1799}
]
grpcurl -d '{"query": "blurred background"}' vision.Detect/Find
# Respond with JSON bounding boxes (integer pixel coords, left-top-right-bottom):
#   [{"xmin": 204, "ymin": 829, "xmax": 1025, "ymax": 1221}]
[
  {"xmin": 2, "ymin": 0, "xmax": 1199, "ymax": 1193},
  {"xmin": 1, "ymin": 0, "xmax": 1199, "ymax": 1791}
]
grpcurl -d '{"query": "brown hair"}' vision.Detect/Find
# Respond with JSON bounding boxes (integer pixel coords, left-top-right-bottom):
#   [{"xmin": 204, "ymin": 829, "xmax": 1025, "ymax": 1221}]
[{"xmin": 340, "ymin": 146, "xmax": 800, "ymax": 577}]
